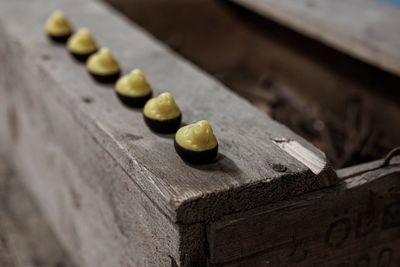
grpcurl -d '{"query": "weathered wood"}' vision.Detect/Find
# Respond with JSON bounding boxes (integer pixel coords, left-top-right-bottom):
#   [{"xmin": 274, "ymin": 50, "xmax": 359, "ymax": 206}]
[
  {"xmin": 107, "ymin": 0, "xmax": 400, "ymax": 165},
  {"xmin": 207, "ymin": 158, "xmax": 400, "ymax": 266},
  {"xmin": 0, "ymin": 0, "xmax": 336, "ymax": 225},
  {"xmin": 0, "ymin": 2, "xmax": 205, "ymax": 266},
  {"xmin": 0, "ymin": 161, "xmax": 76, "ymax": 267},
  {"xmin": 1, "ymin": 45, "xmax": 206, "ymax": 267},
  {"xmin": 0, "ymin": 0, "xmax": 340, "ymax": 265},
  {"xmin": 10, "ymin": 0, "xmax": 400, "ymax": 266},
  {"xmin": 230, "ymin": 0, "xmax": 400, "ymax": 76},
  {"xmin": 1, "ymin": 57, "xmax": 205, "ymax": 266}
]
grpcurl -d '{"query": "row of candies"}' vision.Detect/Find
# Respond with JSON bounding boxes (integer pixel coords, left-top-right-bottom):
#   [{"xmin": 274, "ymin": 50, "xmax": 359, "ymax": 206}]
[{"xmin": 45, "ymin": 11, "xmax": 218, "ymax": 165}]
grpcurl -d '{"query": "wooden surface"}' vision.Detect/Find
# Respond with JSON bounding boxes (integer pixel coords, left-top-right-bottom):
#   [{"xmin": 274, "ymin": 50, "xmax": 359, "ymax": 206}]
[
  {"xmin": 0, "ymin": 44, "xmax": 205, "ymax": 266},
  {"xmin": 0, "ymin": 1, "xmax": 207, "ymax": 265},
  {"xmin": 0, "ymin": 161, "xmax": 76, "ymax": 267},
  {"xmin": 5, "ymin": 0, "xmax": 398, "ymax": 265},
  {"xmin": 230, "ymin": 0, "xmax": 400, "ymax": 76},
  {"xmin": 0, "ymin": 0, "xmax": 337, "ymax": 224},
  {"xmin": 107, "ymin": 0, "xmax": 400, "ymax": 168},
  {"xmin": 207, "ymin": 158, "xmax": 400, "ymax": 266},
  {"xmin": 0, "ymin": 40, "xmax": 206, "ymax": 267}
]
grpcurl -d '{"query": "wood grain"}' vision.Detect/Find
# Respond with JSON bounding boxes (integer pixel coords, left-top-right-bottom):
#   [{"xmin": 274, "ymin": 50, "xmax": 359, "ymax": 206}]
[
  {"xmin": 0, "ymin": 44, "xmax": 205, "ymax": 266},
  {"xmin": 0, "ymin": 0, "xmax": 337, "ymax": 224},
  {"xmin": 107, "ymin": 0, "xmax": 400, "ymax": 168},
  {"xmin": 207, "ymin": 159, "xmax": 400, "ymax": 266},
  {"xmin": 230, "ymin": 0, "xmax": 400, "ymax": 76},
  {"xmin": 0, "ymin": 2, "xmax": 205, "ymax": 265},
  {"xmin": 0, "ymin": 161, "xmax": 76, "ymax": 267}
]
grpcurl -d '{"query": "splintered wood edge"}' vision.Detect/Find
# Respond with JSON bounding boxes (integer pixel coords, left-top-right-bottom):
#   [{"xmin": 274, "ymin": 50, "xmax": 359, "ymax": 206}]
[
  {"xmin": 272, "ymin": 138, "xmax": 326, "ymax": 175},
  {"xmin": 0, "ymin": 0, "xmax": 338, "ymax": 224}
]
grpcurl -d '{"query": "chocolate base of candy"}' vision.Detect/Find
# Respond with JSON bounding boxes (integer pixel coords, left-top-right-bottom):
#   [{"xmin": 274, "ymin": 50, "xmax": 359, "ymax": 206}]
[
  {"xmin": 48, "ymin": 33, "xmax": 72, "ymax": 44},
  {"xmin": 116, "ymin": 91, "xmax": 153, "ymax": 109},
  {"xmin": 144, "ymin": 114, "xmax": 182, "ymax": 134},
  {"xmin": 89, "ymin": 71, "xmax": 121, "ymax": 84},
  {"xmin": 70, "ymin": 50, "xmax": 97, "ymax": 63},
  {"xmin": 174, "ymin": 140, "xmax": 218, "ymax": 165}
]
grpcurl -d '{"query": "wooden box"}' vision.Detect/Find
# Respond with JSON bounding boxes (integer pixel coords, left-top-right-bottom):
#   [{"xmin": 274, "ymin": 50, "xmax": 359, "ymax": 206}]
[{"xmin": 0, "ymin": 0, "xmax": 399, "ymax": 266}]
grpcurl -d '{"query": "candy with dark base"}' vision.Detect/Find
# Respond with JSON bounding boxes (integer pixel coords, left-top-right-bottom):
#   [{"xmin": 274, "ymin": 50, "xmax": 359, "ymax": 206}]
[
  {"xmin": 174, "ymin": 120, "xmax": 218, "ymax": 165},
  {"xmin": 143, "ymin": 92, "xmax": 182, "ymax": 133},
  {"xmin": 174, "ymin": 140, "xmax": 218, "ymax": 165},
  {"xmin": 67, "ymin": 28, "xmax": 98, "ymax": 63},
  {"xmin": 45, "ymin": 10, "xmax": 73, "ymax": 44},
  {"xmin": 86, "ymin": 48, "xmax": 120, "ymax": 84},
  {"xmin": 116, "ymin": 92, "xmax": 153, "ymax": 108},
  {"xmin": 115, "ymin": 69, "xmax": 153, "ymax": 108},
  {"xmin": 144, "ymin": 114, "xmax": 182, "ymax": 134}
]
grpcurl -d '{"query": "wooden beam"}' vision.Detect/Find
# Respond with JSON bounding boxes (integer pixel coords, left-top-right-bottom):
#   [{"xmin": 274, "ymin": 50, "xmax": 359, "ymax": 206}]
[
  {"xmin": 207, "ymin": 158, "xmax": 400, "ymax": 266},
  {"xmin": 0, "ymin": 161, "xmax": 76, "ymax": 267},
  {"xmin": 0, "ymin": 0, "xmax": 336, "ymax": 224},
  {"xmin": 230, "ymin": 0, "xmax": 400, "ymax": 76},
  {"xmin": 0, "ymin": 0, "xmax": 338, "ymax": 265}
]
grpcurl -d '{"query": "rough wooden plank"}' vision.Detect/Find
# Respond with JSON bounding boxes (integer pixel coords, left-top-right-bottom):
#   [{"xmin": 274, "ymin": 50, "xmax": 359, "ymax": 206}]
[
  {"xmin": 230, "ymin": 0, "xmax": 400, "ymax": 76},
  {"xmin": 0, "ymin": 0, "xmax": 336, "ymax": 224},
  {"xmin": 106, "ymin": 0, "xmax": 400, "ymax": 165},
  {"xmin": 207, "ymin": 158, "xmax": 400, "ymax": 266},
  {"xmin": 0, "ymin": 161, "xmax": 76, "ymax": 267},
  {"xmin": 0, "ymin": 53, "xmax": 205, "ymax": 266},
  {"xmin": 0, "ymin": 9, "xmax": 205, "ymax": 266}
]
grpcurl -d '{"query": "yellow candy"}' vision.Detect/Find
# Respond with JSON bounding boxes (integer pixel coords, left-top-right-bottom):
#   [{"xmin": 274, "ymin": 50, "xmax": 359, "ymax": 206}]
[
  {"xmin": 143, "ymin": 92, "xmax": 181, "ymax": 121},
  {"xmin": 175, "ymin": 120, "xmax": 217, "ymax": 151},
  {"xmin": 86, "ymin": 48, "xmax": 120, "ymax": 75},
  {"xmin": 45, "ymin": 10, "xmax": 73, "ymax": 36},
  {"xmin": 67, "ymin": 28, "xmax": 97, "ymax": 54},
  {"xmin": 115, "ymin": 69, "xmax": 152, "ymax": 97}
]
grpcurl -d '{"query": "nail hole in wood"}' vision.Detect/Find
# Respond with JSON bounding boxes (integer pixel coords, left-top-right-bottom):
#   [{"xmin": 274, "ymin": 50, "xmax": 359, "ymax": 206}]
[
  {"xmin": 41, "ymin": 54, "xmax": 51, "ymax": 61},
  {"xmin": 272, "ymin": 163, "xmax": 287, "ymax": 173},
  {"xmin": 82, "ymin": 97, "xmax": 93, "ymax": 104}
]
